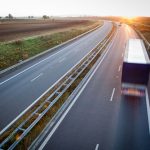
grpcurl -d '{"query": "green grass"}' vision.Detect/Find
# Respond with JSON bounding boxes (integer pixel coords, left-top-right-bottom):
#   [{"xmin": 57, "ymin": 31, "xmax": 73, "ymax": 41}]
[{"xmin": 0, "ymin": 21, "xmax": 102, "ymax": 70}]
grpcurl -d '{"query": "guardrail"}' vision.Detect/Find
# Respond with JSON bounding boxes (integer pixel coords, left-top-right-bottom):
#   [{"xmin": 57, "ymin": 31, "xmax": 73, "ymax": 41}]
[{"xmin": 0, "ymin": 23, "xmax": 116, "ymax": 150}]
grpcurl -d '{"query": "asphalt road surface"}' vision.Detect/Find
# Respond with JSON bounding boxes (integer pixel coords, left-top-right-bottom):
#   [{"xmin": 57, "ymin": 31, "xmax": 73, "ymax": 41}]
[
  {"xmin": 40, "ymin": 24, "xmax": 150, "ymax": 150},
  {"xmin": 0, "ymin": 21, "xmax": 112, "ymax": 131}
]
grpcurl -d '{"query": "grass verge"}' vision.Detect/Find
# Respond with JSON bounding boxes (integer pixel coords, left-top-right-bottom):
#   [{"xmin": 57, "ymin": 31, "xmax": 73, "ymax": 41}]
[
  {"xmin": 134, "ymin": 24, "xmax": 150, "ymax": 43},
  {"xmin": 0, "ymin": 21, "xmax": 102, "ymax": 70}
]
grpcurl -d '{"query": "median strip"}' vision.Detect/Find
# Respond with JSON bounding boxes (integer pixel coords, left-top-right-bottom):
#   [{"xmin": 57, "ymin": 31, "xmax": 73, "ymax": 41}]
[{"xmin": 0, "ymin": 23, "xmax": 117, "ymax": 150}]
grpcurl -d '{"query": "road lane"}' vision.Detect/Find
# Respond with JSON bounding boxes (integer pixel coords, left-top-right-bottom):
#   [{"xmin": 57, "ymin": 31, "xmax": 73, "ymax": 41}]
[
  {"xmin": 113, "ymin": 96, "xmax": 150, "ymax": 150},
  {"xmin": 0, "ymin": 22, "xmax": 112, "ymax": 130},
  {"xmin": 41, "ymin": 24, "xmax": 150, "ymax": 150}
]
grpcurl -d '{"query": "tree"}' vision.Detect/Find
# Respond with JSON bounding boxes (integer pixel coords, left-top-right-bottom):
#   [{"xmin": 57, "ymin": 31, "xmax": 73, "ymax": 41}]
[
  {"xmin": 8, "ymin": 14, "xmax": 13, "ymax": 19},
  {"xmin": 28, "ymin": 16, "xmax": 34, "ymax": 19},
  {"xmin": 43, "ymin": 15, "xmax": 49, "ymax": 19},
  {"xmin": 5, "ymin": 14, "xmax": 13, "ymax": 19}
]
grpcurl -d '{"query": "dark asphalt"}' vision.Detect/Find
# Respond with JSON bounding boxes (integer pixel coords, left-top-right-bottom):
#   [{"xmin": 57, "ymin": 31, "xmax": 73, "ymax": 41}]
[
  {"xmin": 42, "ymin": 24, "xmax": 150, "ymax": 150},
  {"xmin": 0, "ymin": 22, "xmax": 112, "ymax": 131}
]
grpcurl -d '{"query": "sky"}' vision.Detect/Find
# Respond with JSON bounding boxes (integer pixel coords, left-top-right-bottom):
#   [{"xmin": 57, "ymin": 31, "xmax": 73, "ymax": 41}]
[{"xmin": 0, "ymin": 0, "xmax": 150, "ymax": 17}]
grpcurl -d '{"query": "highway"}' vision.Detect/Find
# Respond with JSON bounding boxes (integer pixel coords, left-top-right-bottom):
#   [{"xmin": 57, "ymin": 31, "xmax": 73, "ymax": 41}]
[
  {"xmin": 39, "ymin": 24, "xmax": 150, "ymax": 150},
  {"xmin": 0, "ymin": 21, "xmax": 112, "ymax": 131}
]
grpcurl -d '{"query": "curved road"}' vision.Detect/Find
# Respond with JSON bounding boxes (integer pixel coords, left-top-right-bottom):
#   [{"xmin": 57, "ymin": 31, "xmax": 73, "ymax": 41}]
[
  {"xmin": 0, "ymin": 21, "xmax": 112, "ymax": 130},
  {"xmin": 40, "ymin": 24, "xmax": 150, "ymax": 150}
]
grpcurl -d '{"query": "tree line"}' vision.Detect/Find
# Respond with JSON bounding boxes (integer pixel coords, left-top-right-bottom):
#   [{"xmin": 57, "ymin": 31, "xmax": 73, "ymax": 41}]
[{"xmin": 0, "ymin": 14, "xmax": 51, "ymax": 19}]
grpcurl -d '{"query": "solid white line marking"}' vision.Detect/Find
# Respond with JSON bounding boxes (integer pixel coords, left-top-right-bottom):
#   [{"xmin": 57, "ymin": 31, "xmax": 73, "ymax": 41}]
[
  {"xmin": 31, "ymin": 73, "xmax": 43, "ymax": 82},
  {"xmin": 110, "ymin": 88, "xmax": 115, "ymax": 101},
  {"xmin": 0, "ymin": 25, "xmax": 103, "ymax": 86},
  {"xmin": 118, "ymin": 65, "xmax": 121, "ymax": 72},
  {"xmin": 95, "ymin": 144, "xmax": 99, "ymax": 150},
  {"xmin": 38, "ymin": 29, "xmax": 119, "ymax": 150},
  {"xmin": 145, "ymin": 88, "xmax": 150, "ymax": 134}
]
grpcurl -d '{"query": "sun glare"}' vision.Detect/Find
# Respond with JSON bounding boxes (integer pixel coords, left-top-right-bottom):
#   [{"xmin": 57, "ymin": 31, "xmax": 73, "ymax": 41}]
[
  {"xmin": 122, "ymin": 16, "xmax": 137, "ymax": 20},
  {"xmin": 120, "ymin": 16, "xmax": 138, "ymax": 24}
]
